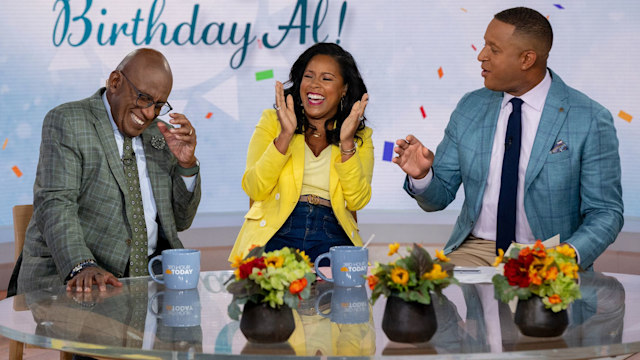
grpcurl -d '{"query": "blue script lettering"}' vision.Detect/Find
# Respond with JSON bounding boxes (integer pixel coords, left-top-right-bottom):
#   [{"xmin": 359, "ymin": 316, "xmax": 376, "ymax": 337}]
[
  {"xmin": 262, "ymin": 0, "xmax": 333, "ymax": 48},
  {"xmin": 51, "ymin": 0, "xmax": 256, "ymax": 69}
]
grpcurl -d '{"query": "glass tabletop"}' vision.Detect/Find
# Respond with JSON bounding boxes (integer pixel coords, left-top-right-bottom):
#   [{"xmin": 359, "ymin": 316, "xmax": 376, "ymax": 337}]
[{"xmin": 1, "ymin": 270, "xmax": 639, "ymax": 359}]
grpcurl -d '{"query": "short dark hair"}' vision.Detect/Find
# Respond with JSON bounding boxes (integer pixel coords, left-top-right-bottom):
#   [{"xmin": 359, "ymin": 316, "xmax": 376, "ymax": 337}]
[
  {"xmin": 495, "ymin": 7, "xmax": 553, "ymax": 54},
  {"xmin": 284, "ymin": 43, "xmax": 368, "ymax": 146}
]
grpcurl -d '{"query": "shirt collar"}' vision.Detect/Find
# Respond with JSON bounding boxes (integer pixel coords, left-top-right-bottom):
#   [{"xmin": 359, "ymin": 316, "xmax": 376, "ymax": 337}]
[
  {"xmin": 101, "ymin": 90, "xmax": 122, "ymax": 135},
  {"xmin": 501, "ymin": 69, "xmax": 552, "ymax": 112}
]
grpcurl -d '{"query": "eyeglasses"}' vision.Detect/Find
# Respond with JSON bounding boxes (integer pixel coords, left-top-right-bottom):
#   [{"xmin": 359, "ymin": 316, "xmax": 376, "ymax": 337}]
[{"xmin": 119, "ymin": 71, "xmax": 173, "ymax": 116}]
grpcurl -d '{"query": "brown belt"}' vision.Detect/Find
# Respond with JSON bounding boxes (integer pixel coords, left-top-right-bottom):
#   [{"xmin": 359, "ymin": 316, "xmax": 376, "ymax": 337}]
[{"xmin": 299, "ymin": 194, "xmax": 331, "ymax": 208}]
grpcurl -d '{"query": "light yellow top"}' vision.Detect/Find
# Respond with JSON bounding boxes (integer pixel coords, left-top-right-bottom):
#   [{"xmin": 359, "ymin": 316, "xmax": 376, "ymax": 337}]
[{"xmin": 300, "ymin": 143, "xmax": 331, "ymax": 200}]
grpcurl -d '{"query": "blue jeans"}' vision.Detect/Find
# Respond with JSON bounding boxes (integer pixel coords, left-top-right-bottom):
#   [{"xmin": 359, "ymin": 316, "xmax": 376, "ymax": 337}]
[{"xmin": 265, "ymin": 202, "xmax": 352, "ymax": 265}]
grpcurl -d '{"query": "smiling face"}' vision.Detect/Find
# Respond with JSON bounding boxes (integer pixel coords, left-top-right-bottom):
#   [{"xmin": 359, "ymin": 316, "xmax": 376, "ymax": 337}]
[
  {"xmin": 106, "ymin": 50, "xmax": 173, "ymax": 137},
  {"xmin": 478, "ymin": 19, "xmax": 529, "ymax": 96},
  {"xmin": 299, "ymin": 54, "xmax": 347, "ymax": 124}
]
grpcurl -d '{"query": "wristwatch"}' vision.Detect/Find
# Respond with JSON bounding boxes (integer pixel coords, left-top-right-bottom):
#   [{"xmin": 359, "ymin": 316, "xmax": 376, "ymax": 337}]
[{"xmin": 177, "ymin": 159, "xmax": 200, "ymax": 176}]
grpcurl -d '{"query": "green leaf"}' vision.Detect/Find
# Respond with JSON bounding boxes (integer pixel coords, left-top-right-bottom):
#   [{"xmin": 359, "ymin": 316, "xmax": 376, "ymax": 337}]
[
  {"xmin": 227, "ymin": 300, "xmax": 241, "ymax": 321},
  {"xmin": 411, "ymin": 243, "xmax": 433, "ymax": 275}
]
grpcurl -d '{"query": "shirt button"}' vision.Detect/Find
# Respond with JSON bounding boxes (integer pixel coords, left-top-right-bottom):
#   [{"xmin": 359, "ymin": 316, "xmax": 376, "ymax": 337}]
[
  {"xmin": 126, "ymin": 239, "xmax": 132, "ymax": 246},
  {"xmin": 259, "ymin": 220, "xmax": 266, "ymax": 227},
  {"xmin": 275, "ymin": 193, "xmax": 280, "ymax": 200}
]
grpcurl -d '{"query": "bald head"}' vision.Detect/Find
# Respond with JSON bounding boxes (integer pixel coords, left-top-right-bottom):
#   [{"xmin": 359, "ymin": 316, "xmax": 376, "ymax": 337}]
[{"xmin": 106, "ymin": 48, "xmax": 173, "ymax": 137}]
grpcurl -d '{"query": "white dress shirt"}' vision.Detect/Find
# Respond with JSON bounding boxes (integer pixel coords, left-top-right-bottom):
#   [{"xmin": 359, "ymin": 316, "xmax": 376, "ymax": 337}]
[
  {"xmin": 409, "ymin": 71, "xmax": 552, "ymax": 245},
  {"xmin": 102, "ymin": 92, "xmax": 196, "ymax": 255}
]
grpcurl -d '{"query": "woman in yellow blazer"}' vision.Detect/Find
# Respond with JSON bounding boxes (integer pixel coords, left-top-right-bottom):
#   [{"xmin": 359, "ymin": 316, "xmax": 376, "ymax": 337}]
[{"xmin": 230, "ymin": 43, "xmax": 373, "ymax": 263}]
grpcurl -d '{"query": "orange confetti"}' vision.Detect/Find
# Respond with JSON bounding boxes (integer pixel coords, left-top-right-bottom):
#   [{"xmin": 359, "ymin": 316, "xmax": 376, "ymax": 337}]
[
  {"xmin": 205, "ymin": 112, "xmax": 213, "ymax": 119},
  {"xmin": 460, "ymin": 8, "xmax": 467, "ymax": 12},
  {"xmin": 618, "ymin": 110, "xmax": 632, "ymax": 122},
  {"xmin": 2, "ymin": 138, "xmax": 7, "ymax": 150},
  {"xmin": 12, "ymin": 165, "xmax": 22, "ymax": 177},
  {"xmin": 438, "ymin": 67, "xmax": 444, "ymax": 79},
  {"xmin": 546, "ymin": 15, "xmax": 550, "ymax": 20}
]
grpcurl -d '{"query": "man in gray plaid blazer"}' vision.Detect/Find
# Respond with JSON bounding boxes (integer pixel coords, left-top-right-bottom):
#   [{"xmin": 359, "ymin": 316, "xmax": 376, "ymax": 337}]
[
  {"xmin": 13, "ymin": 48, "xmax": 201, "ymax": 294},
  {"xmin": 394, "ymin": 7, "xmax": 623, "ymax": 269}
]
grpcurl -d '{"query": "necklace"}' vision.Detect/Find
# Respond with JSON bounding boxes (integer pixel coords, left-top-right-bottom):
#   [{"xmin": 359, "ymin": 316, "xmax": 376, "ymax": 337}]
[{"xmin": 311, "ymin": 131, "xmax": 321, "ymax": 138}]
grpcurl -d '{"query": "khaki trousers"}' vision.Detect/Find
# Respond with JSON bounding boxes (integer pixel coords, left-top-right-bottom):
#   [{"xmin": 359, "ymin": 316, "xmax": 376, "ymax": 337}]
[{"xmin": 446, "ymin": 235, "xmax": 498, "ymax": 267}]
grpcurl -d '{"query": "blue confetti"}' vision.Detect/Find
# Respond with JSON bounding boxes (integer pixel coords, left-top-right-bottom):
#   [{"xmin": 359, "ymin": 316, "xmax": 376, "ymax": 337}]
[
  {"xmin": 554, "ymin": 4, "xmax": 564, "ymax": 9},
  {"xmin": 383, "ymin": 141, "xmax": 394, "ymax": 162}
]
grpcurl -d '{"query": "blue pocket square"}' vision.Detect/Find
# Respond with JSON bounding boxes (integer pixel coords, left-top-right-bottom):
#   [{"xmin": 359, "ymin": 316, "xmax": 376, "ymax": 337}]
[{"xmin": 550, "ymin": 139, "xmax": 568, "ymax": 154}]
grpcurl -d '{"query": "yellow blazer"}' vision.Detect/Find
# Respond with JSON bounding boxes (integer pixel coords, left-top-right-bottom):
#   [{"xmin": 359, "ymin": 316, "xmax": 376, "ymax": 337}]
[{"xmin": 230, "ymin": 109, "xmax": 374, "ymax": 261}]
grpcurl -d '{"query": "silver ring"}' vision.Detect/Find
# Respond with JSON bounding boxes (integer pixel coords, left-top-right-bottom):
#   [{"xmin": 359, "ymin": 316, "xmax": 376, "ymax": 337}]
[
  {"xmin": 358, "ymin": 116, "xmax": 364, "ymax": 121},
  {"xmin": 404, "ymin": 138, "xmax": 410, "ymax": 144},
  {"xmin": 273, "ymin": 103, "xmax": 281, "ymax": 111},
  {"xmin": 189, "ymin": 128, "xmax": 193, "ymax": 136}
]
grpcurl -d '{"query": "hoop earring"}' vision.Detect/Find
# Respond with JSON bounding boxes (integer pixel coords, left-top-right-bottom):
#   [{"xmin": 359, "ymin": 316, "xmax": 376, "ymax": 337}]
[
  {"xmin": 300, "ymin": 103, "xmax": 304, "ymax": 115},
  {"xmin": 340, "ymin": 97, "xmax": 344, "ymax": 112}
]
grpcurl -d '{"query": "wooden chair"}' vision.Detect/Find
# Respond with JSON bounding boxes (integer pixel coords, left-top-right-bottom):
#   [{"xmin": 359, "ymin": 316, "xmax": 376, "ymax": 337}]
[{"xmin": 9, "ymin": 204, "xmax": 73, "ymax": 360}]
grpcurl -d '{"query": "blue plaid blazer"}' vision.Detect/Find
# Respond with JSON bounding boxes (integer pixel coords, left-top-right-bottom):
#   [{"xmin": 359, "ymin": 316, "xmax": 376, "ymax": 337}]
[{"xmin": 405, "ymin": 70, "xmax": 623, "ymax": 268}]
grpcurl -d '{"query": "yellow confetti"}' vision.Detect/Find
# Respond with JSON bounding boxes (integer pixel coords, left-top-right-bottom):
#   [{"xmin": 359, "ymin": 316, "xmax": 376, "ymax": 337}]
[{"xmin": 618, "ymin": 110, "xmax": 632, "ymax": 122}]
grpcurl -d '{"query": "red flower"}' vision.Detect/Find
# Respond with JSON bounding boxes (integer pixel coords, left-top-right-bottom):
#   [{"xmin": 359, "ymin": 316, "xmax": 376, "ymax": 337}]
[
  {"xmin": 238, "ymin": 257, "xmax": 266, "ymax": 279},
  {"xmin": 367, "ymin": 275, "xmax": 379, "ymax": 290},
  {"xmin": 289, "ymin": 278, "xmax": 308, "ymax": 295},
  {"xmin": 504, "ymin": 258, "xmax": 531, "ymax": 288}
]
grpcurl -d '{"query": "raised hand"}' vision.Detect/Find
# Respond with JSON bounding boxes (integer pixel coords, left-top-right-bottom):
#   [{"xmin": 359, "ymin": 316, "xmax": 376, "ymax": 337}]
[
  {"xmin": 157, "ymin": 113, "xmax": 198, "ymax": 169},
  {"xmin": 66, "ymin": 266, "xmax": 123, "ymax": 292},
  {"xmin": 392, "ymin": 135, "xmax": 434, "ymax": 179},
  {"xmin": 273, "ymin": 81, "xmax": 297, "ymax": 154},
  {"xmin": 340, "ymin": 93, "xmax": 369, "ymax": 142}
]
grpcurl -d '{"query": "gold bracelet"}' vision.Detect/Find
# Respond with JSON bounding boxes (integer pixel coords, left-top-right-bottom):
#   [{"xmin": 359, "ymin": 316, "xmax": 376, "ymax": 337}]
[{"xmin": 340, "ymin": 142, "xmax": 357, "ymax": 155}]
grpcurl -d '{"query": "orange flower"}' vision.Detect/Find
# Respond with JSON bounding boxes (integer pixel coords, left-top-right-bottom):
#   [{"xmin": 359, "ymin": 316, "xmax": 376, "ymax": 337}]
[
  {"xmin": 532, "ymin": 240, "xmax": 546, "ymax": 257},
  {"xmin": 388, "ymin": 243, "xmax": 400, "ymax": 256},
  {"xmin": 422, "ymin": 264, "xmax": 448, "ymax": 280},
  {"xmin": 435, "ymin": 250, "xmax": 450, "ymax": 262},
  {"xmin": 548, "ymin": 294, "xmax": 562, "ymax": 304},
  {"xmin": 529, "ymin": 269, "xmax": 543, "ymax": 285},
  {"xmin": 492, "ymin": 248, "xmax": 504, "ymax": 267},
  {"xmin": 248, "ymin": 244, "xmax": 259, "ymax": 251},
  {"xmin": 544, "ymin": 266, "xmax": 558, "ymax": 281},
  {"xmin": 391, "ymin": 267, "xmax": 409, "ymax": 286},
  {"xmin": 367, "ymin": 275, "xmax": 379, "ymax": 290},
  {"xmin": 289, "ymin": 278, "xmax": 308, "ymax": 294}
]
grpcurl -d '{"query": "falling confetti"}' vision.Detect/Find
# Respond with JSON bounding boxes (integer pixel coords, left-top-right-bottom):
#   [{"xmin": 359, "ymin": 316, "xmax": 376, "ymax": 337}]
[
  {"xmin": 461, "ymin": 8, "xmax": 467, "ymax": 12},
  {"xmin": 554, "ymin": 4, "xmax": 564, "ymax": 9},
  {"xmin": 471, "ymin": 44, "xmax": 477, "ymax": 51},
  {"xmin": 382, "ymin": 141, "xmax": 394, "ymax": 162},
  {"xmin": 618, "ymin": 110, "xmax": 633, "ymax": 123},
  {"xmin": 255, "ymin": 69, "xmax": 274, "ymax": 81},
  {"xmin": 205, "ymin": 112, "xmax": 213, "ymax": 119},
  {"xmin": 420, "ymin": 106, "xmax": 427, "ymax": 119},
  {"xmin": 12, "ymin": 165, "xmax": 22, "ymax": 177},
  {"xmin": 438, "ymin": 67, "xmax": 444, "ymax": 79},
  {"xmin": 2, "ymin": 138, "xmax": 7, "ymax": 150}
]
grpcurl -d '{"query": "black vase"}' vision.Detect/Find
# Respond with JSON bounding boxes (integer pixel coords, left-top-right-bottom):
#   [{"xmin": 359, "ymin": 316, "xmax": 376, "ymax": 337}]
[
  {"xmin": 514, "ymin": 296, "xmax": 568, "ymax": 337},
  {"xmin": 382, "ymin": 295, "xmax": 437, "ymax": 343},
  {"xmin": 240, "ymin": 301, "xmax": 295, "ymax": 343}
]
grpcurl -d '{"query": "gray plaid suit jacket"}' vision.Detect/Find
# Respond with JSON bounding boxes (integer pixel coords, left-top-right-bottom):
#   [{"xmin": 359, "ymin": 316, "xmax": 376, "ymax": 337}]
[
  {"xmin": 404, "ymin": 69, "xmax": 623, "ymax": 269},
  {"xmin": 16, "ymin": 88, "xmax": 201, "ymax": 293}
]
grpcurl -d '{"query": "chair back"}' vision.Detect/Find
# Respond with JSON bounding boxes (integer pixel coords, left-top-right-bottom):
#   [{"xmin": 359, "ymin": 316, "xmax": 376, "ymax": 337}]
[{"xmin": 12, "ymin": 205, "xmax": 33, "ymax": 261}]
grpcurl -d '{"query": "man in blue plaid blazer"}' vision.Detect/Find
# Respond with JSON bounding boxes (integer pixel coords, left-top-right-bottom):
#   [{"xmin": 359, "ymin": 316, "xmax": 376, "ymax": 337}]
[
  {"xmin": 394, "ymin": 7, "xmax": 623, "ymax": 269},
  {"xmin": 12, "ymin": 48, "xmax": 201, "ymax": 294}
]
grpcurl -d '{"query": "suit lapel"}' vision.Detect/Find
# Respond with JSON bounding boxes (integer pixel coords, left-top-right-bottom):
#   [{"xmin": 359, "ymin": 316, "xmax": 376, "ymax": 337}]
[
  {"xmin": 524, "ymin": 70, "xmax": 569, "ymax": 191},
  {"xmin": 476, "ymin": 92, "xmax": 503, "ymax": 212},
  {"xmin": 290, "ymin": 134, "xmax": 305, "ymax": 195},
  {"xmin": 88, "ymin": 89, "xmax": 128, "ymax": 195}
]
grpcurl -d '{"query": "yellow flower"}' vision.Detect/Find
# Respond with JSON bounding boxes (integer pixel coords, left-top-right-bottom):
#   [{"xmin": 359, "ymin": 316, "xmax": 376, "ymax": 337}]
[
  {"xmin": 492, "ymin": 248, "xmax": 504, "ymax": 267},
  {"xmin": 265, "ymin": 255, "xmax": 284, "ymax": 268},
  {"xmin": 391, "ymin": 267, "xmax": 409, "ymax": 286},
  {"xmin": 388, "ymin": 242, "xmax": 400, "ymax": 256},
  {"xmin": 422, "ymin": 264, "xmax": 448, "ymax": 280},
  {"xmin": 230, "ymin": 255, "xmax": 244, "ymax": 269},
  {"xmin": 435, "ymin": 250, "xmax": 450, "ymax": 262},
  {"xmin": 554, "ymin": 244, "xmax": 576, "ymax": 258},
  {"xmin": 560, "ymin": 263, "xmax": 579, "ymax": 279},
  {"xmin": 297, "ymin": 250, "xmax": 311, "ymax": 266}
]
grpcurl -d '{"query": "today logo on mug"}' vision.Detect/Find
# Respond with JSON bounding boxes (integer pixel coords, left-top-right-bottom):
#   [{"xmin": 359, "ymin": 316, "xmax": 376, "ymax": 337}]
[
  {"xmin": 314, "ymin": 246, "xmax": 368, "ymax": 287},
  {"xmin": 149, "ymin": 249, "xmax": 201, "ymax": 290}
]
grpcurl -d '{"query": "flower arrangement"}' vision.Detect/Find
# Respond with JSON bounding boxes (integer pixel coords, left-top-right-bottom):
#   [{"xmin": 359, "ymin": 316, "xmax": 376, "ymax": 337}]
[
  {"xmin": 226, "ymin": 246, "xmax": 316, "ymax": 320},
  {"xmin": 492, "ymin": 240, "xmax": 581, "ymax": 312},
  {"xmin": 367, "ymin": 243, "xmax": 457, "ymax": 305}
]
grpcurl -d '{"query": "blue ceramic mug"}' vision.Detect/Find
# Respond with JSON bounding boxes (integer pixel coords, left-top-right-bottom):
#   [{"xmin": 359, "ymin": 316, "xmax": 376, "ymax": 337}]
[
  {"xmin": 149, "ymin": 289, "xmax": 201, "ymax": 327},
  {"xmin": 314, "ymin": 246, "xmax": 368, "ymax": 287},
  {"xmin": 148, "ymin": 249, "xmax": 200, "ymax": 290},
  {"xmin": 316, "ymin": 285, "xmax": 370, "ymax": 324}
]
